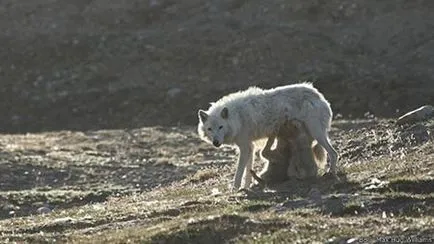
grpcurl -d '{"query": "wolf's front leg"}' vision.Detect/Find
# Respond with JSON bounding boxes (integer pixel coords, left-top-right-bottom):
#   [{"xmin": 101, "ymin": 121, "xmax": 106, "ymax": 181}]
[
  {"xmin": 233, "ymin": 141, "xmax": 254, "ymax": 191},
  {"xmin": 242, "ymin": 151, "xmax": 254, "ymax": 188}
]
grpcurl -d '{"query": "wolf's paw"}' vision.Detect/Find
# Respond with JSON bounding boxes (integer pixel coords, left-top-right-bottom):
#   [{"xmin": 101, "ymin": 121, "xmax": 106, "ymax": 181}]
[
  {"xmin": 249, "ymin": 183, "xmax": 265, "ymax": 192},
  {"xmin": 228, "ymin": 184, "xmax": 241, "ymax": 193},
  {"xmin": 322, "ymin": 171, "xmax": 339, "ymax": 181}
]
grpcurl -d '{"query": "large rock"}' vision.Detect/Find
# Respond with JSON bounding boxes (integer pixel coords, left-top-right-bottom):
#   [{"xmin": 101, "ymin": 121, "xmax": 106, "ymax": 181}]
[{"xmin": 396, "ymin": 105, "xmax": 434, "ymax": 125}]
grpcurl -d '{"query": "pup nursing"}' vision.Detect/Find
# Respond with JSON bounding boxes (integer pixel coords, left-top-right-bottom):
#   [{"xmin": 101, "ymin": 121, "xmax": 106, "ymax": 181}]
[
  {"xmin": 252, "ymin": 120, "xmax": 327, "ymax": 189},
  {"xmin": 197, "ymin": 83, "xmax": 338, "ymax": 190}
]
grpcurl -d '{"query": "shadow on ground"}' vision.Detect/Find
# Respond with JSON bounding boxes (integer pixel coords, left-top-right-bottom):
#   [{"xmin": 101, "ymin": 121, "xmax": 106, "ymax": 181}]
[
  {"xmin": 149, "ymin": 214, "xmax": 290, "ymax": 244},
  {"xmin": 386, "ymin": 179, "xmax": 434, "ymax": 195},
  {"xmin": 0, "ymin": 126, "xmax": 218, "ymax": 219}
]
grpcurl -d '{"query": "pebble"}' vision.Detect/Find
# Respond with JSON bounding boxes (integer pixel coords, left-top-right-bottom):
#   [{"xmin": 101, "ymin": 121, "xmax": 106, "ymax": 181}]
[
  {"xmin": 37, "ymin": 206, "xmax": 52, "ymax": 215},
  {"xmin": 308, "ymin": 188, "xmax": 323, "ymax": 203}
]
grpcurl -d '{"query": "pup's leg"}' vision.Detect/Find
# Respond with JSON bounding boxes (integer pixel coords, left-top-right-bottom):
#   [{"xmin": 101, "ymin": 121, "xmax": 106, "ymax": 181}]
[
  {"xmin": 297, "ymin": 143, "xmax": 319, "ymax": 179},
  {"xmin": 233, "ymin": 141, "xmax": 254, "ymax": 190},
  {"xmin": 250, "ymin": 169, "xmax": 265, "ymax": 189},
  {"xmin": 295, "ymin": 123, "xmax": 320, "ymax": 178},
  {"xmin": 262, "ymin": 136, "xmax": 289, "ymax": 164},
  {"xmin": 304, "ymin": 119, "xmax": 338, "ymax": 175},
  {"xmin": 312, "ymin": 142, "xmax": 327, "ymax": 169},
  {"xmin": 260, "ymin": 136, "xmax": 276, "ymax": 160}
]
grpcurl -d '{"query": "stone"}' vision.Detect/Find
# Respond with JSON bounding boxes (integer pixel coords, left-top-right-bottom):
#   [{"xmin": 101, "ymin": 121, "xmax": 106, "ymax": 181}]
[{"xmin": 396, "ymin": 105, "xmax": 434, "ymax": 125}]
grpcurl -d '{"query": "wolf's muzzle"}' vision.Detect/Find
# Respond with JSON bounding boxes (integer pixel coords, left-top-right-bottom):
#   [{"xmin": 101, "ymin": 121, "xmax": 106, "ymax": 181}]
[{"xmin": 212, "ymin": 139, "xmax": 221, "ymax": 147}]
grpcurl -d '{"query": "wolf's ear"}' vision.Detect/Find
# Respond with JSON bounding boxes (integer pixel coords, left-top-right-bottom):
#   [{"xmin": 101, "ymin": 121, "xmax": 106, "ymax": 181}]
[
  {"xmin": 198, "ymin": 110, "xmax": 208, "ymax": 122},
  {"xmin": 221, "ymin": 107, "xmax": 229, "ymax": 119}
]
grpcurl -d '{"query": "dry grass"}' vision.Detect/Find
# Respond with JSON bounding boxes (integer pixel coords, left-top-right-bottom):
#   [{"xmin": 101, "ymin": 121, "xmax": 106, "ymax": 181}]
[{"xmin": 1, "ymin": 120, "xmax": 433, "ymax": 243}]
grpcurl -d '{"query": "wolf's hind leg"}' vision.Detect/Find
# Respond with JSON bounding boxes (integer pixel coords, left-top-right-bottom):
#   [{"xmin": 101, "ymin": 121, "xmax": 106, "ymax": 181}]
[{"xmin": 304, "ymin": 119, "xmax": 338, "ymax": 175}]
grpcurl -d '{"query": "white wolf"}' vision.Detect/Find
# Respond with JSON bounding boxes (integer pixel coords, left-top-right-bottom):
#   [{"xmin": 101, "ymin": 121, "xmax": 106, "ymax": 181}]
[{"xmin": 197, "ymin": 82, "xmax": 338, "ymax": 190}]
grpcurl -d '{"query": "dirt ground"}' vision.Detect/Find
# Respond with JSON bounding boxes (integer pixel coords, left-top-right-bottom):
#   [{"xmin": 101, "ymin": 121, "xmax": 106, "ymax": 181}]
[
  {"xmin": 0, "ymin": 119, "xmax": 433, "ymax": 243},
  {"xmin": 0, "ymin": 0, "xmax": 434, "ymax": 243}
]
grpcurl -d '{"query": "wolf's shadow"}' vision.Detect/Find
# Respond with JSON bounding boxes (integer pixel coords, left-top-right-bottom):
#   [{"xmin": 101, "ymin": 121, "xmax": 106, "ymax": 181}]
[{"xmin": 244, "ymin": 171, "xmax": 359, "ymax": 200}]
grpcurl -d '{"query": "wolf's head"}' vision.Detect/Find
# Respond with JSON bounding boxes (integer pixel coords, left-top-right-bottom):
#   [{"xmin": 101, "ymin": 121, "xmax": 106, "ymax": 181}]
[{"xmin": 197, "ymin": 107, "xmax": 231, "ymax": 147}]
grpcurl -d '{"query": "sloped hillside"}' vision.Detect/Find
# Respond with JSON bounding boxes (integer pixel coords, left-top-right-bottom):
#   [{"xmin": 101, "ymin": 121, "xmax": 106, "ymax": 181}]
[
  {"xmin": 0, "ymin": 119, "xmax": 433, "ymax": 242},
  {"xmin": 0, "ymin": 0, "xmax": 434, "ymax": 133},
  {"xmin": 1, "ymin": 0, "xmax": 433, "ymax": 243}
]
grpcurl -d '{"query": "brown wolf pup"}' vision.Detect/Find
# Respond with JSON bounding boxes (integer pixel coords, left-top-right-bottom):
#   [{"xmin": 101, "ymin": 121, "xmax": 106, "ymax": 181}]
[{"xmin": 251, "ymin": 120, "xmax": 326, "ymax": 189}]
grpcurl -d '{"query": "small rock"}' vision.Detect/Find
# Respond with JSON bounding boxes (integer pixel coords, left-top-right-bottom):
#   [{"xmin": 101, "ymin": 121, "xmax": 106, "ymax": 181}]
[
  {"xmin": 37, "ymin": 206, "xmax": 52, "ymax": 215},
  {"xmin": 211, "ymin": 187, "xmax": 222, "ymax": 196},
  {"xmin": 308, "ymin": 188, "xmax": 322, "ymax": 203},
  {"xmin": 321, "ymin": 196, "xmax": 345, "ymax": 215},
  {"xmin": 3, "ymin": 203, "xmax": 18, "ymax": 212},
  {"xmin": 167, "ymin": 88, "xmax": 182, "ymax": 99},
  {"xmin": 363, "ymin": 177, "xmax": 389, "ymax": 190},
  {"xmin": 399, "ymin": 124, "xmax": 430, "ymax": 144},
  {"xmin": 396, "ymin": 105, "xmax": 434, "ymax": 125},
  {"xmin": 50, "ymin": 217, "xmax": 75, "ymax": 225},
  {"xmin": 187, "ymin": 217, "xmax": 197, "ymax": 224},
  {"xmin": 149, "ymin": 0, "xmax": 159, "ymax": 7},
  {"xmin": 232, "ymin": 57, "xmax": 239, "ymax": 65},
  {"xmin": 164, "ymin": 208, "xmax": 181, "ymax": 217},
  {"xmin": 11, "ymin": 115, "xmax": 21, "ymax": 122},
  {"xmin": 181, "ymin": 200, "xmax": 202, "ymax": 206},
  {"xmin": 82, "ymin": 215, "xmax": 93, "ymax": 221},
  {"xmin": 152, "ymin": 158, "xmax": 172, "ymax": 166},
  {"xmin": 335, "ymin": 113, "xmax": 343, "ymax": 119}
]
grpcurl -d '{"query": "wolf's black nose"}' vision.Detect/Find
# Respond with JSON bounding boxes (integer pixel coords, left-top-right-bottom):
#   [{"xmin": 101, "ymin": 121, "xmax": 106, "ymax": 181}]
[{"xmin": 213, "ymin": 140, "xmax": 221, "ymax": 147}]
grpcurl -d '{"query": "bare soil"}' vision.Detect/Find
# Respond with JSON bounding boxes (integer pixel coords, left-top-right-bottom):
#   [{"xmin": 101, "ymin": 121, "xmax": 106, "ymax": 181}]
[
  {"xmin": 0, "ymin": 0, "xmax": 434, "ymax": 243},
  {"xmin": 1, "ymin": 119, "xmax": 433, "ymax": 243}
]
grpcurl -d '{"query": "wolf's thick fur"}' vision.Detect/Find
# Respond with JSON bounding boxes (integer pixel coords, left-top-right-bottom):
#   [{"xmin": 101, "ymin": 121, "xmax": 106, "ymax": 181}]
[{"xmin": 197, "ymin": 82, "xmax": 338, "ymax": 190}]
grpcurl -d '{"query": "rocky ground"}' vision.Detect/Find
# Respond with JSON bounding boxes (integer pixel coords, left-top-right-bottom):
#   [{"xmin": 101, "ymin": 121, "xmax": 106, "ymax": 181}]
[
  {"xmin": 0, "ymin": 0, "xmax": 434, "ymax": 243},
  {"xmin": 0, "ymin": 119, "xmax": 433, "ymax": 243}
]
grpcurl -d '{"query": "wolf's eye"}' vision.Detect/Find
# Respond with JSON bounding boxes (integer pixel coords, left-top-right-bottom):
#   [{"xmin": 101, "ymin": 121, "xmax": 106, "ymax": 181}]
[
  {"xmin": 207, "ymin": 127, "xmax": 212, "ymax": 131},
  {"xmin": 219, "ymin": 125, "xmax": 223, "ymax": 130}
]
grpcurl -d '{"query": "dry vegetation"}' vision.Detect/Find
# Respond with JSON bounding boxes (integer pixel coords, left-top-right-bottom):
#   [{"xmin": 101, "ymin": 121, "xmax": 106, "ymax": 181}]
[
  {"xmin": 1, "ymin": 0, "xmax": 434, "ymax": 243},
  {"xmin": 1, "ymin": 119, "xmax": 433, "ymax": 243}
]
